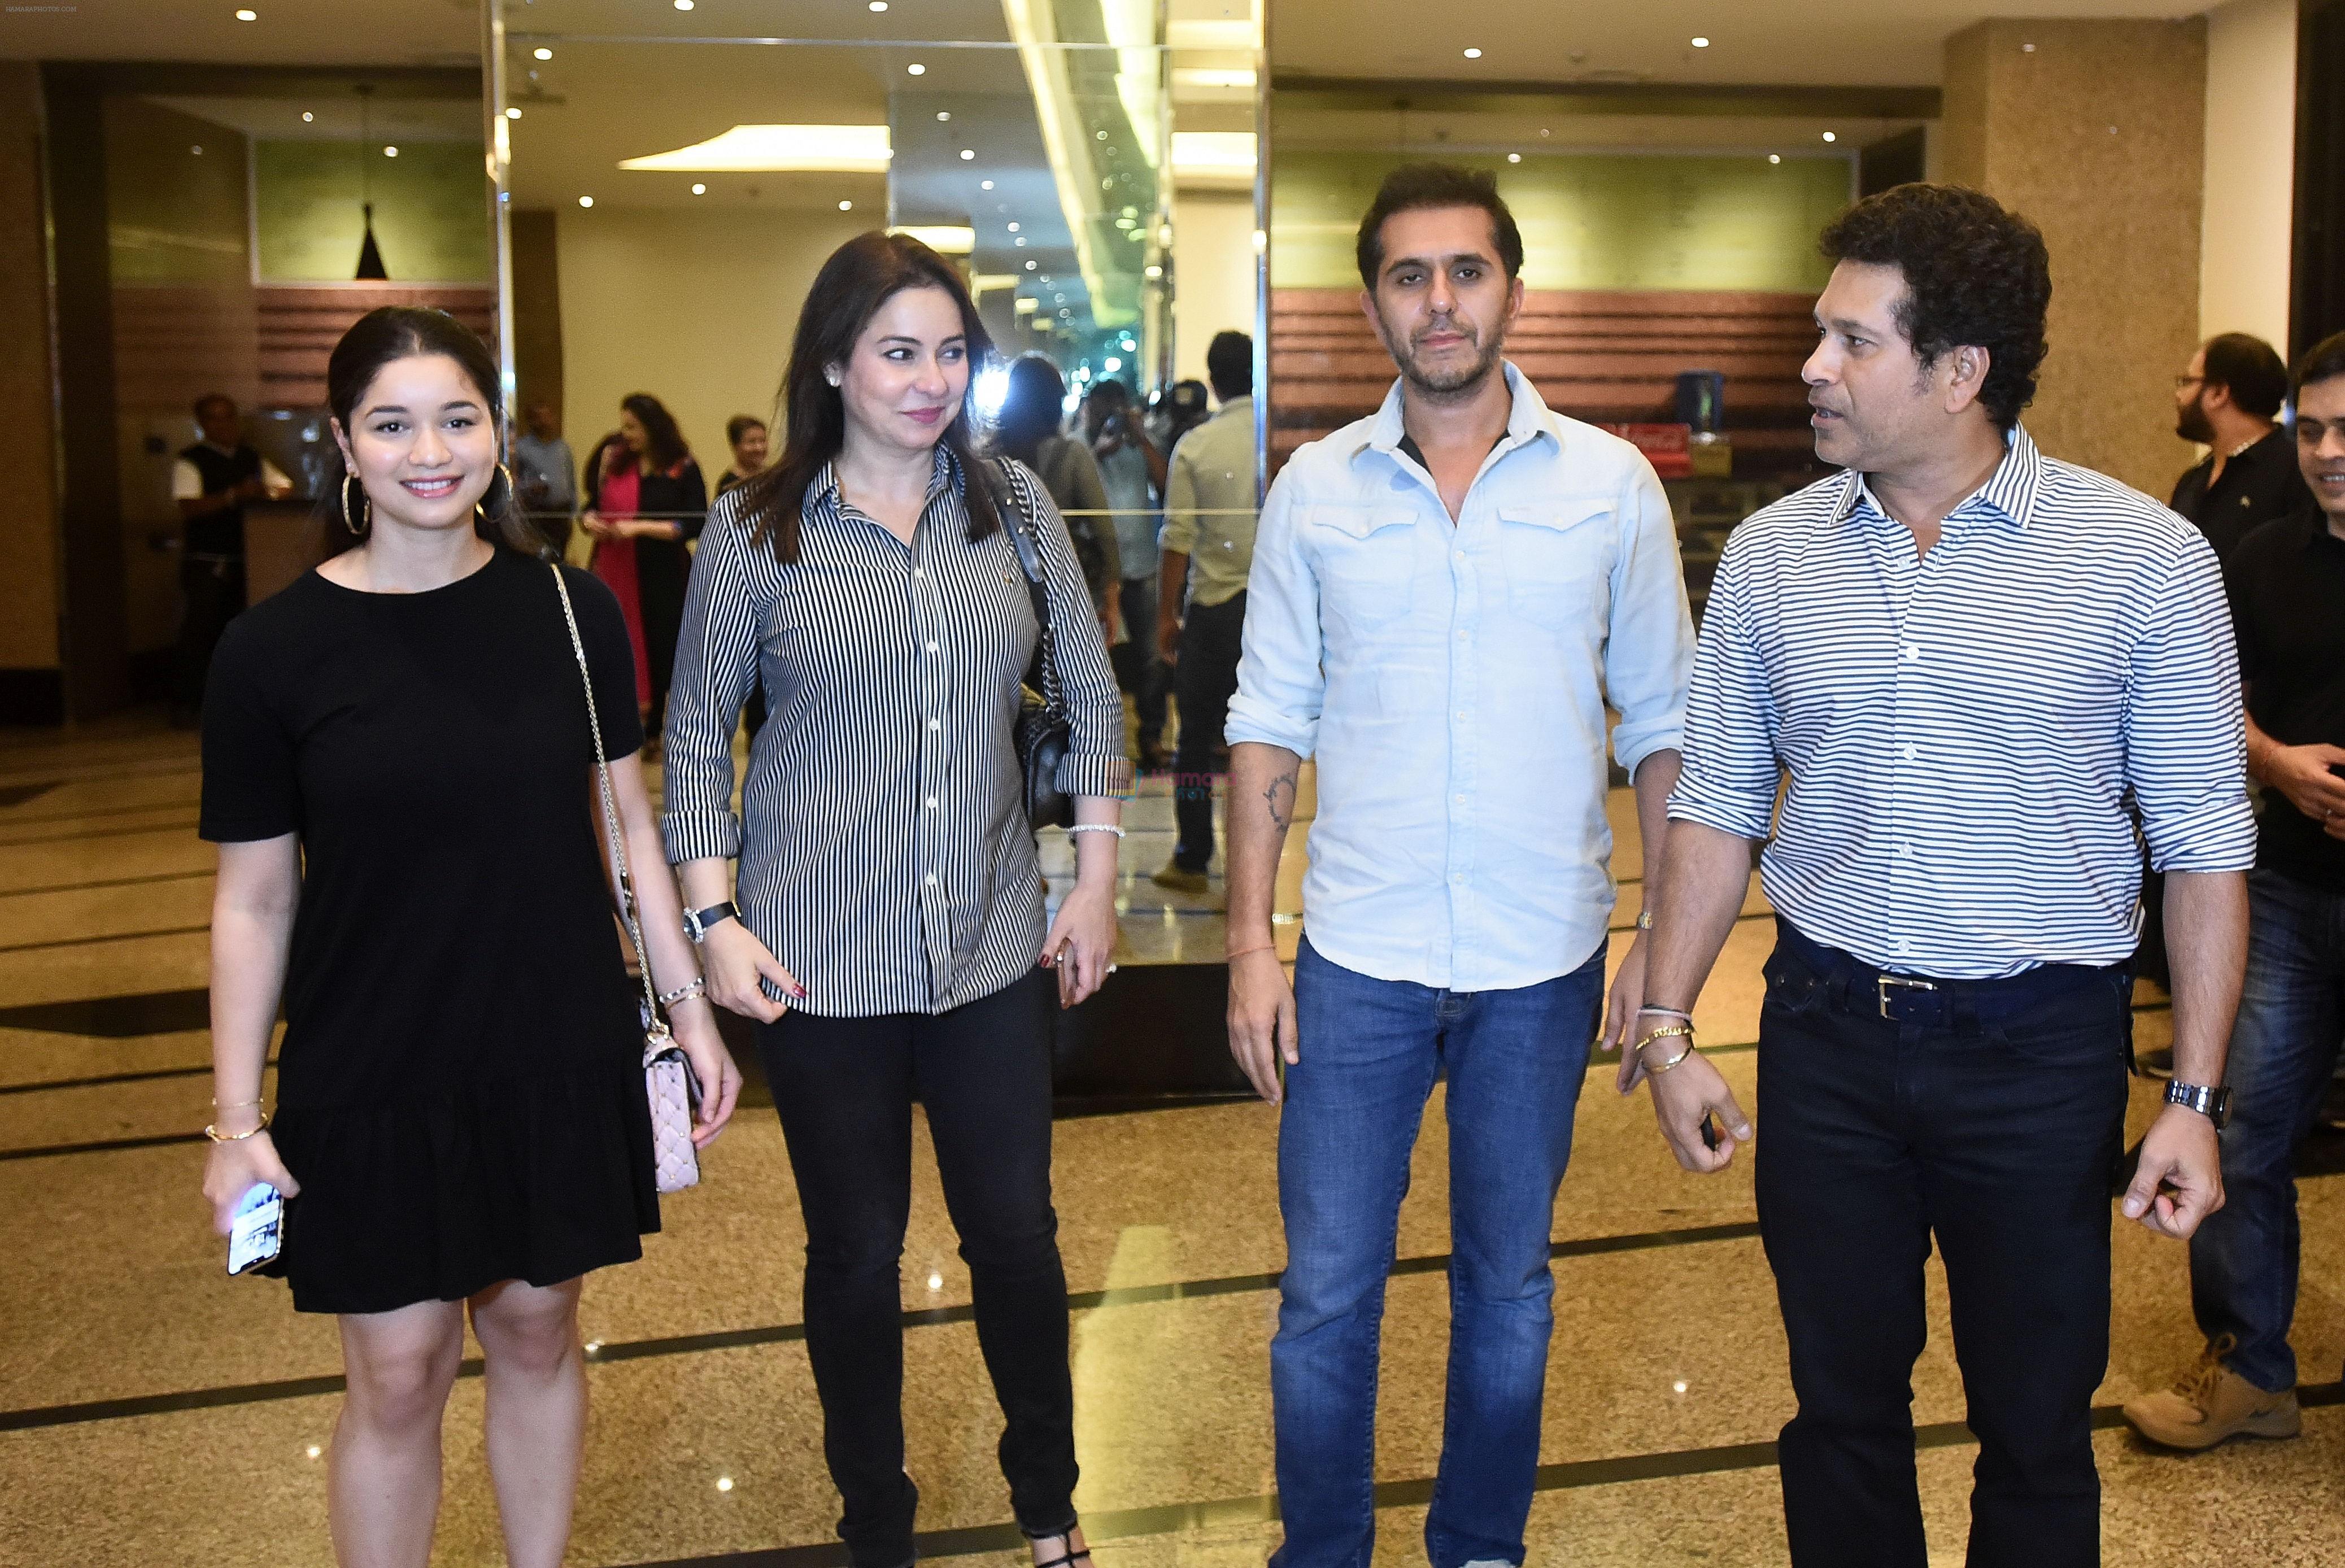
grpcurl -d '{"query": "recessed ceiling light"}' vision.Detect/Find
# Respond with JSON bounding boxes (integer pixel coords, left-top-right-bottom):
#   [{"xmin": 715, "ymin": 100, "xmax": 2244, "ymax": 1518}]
[
  {"xmin": 191, "ymin": 145, "xmax": 203, "ymax": 155},
  {"xmin": 1025, "ymin": 259, "xmax": 1037, "ymax": 270},
  {"xmin": 1007, "ymin": 221, "xmax": 1019, "ymax": 232},
  {"xmin": 959, "ymin": 148, "xmax": 975, "ymax": 160},
  {"xmin": 691, "ymin": 182, "xmax": 707, "ymax": 194},
  {"xmin": 1768, "ymin": 153, "xmax": 1781, "ymax": 164},
  {"xmin": 1506, "ymin": 152, "xmax": 1520, "ymax": 163},
  {"xmin": 1014, "ymin": 237, "xmax": 1025, "ymax": 246},
  {"xmin": 839, "ymin": 199, "xmax": 853, "ymax": 210},
  {"xmin": 1691, "ymin": 36, "xmax": 1710, "ymax": 47},
  {"xmin": 234, "ymin": 8, "xmax": 256, "ymax": 19},
  {"xmin": 534, "ymin": 46, "xmax": 553, "ymax": 60},
  {"xmin": 505, "ymin": 107, "xmax": 521, "ymax": 119},
  {"xmin": 674, "ymin": 0, "xmax": 693, "ymax": 9},
  {"xmin": 980, "ymin": 180, "xmax": 994, "ymax": 190},
  {"xmin": 870, "ymin": 1, "xmax": 887, "ymax": 9},
  {"xmin": 906, "ymin": 62, "xmax": 926, "ymax": 75},
  {"xmin": 1462, "ymin": 47, "xmax": 1482, "ymax": 59},
  {"xmin": 1144, "ymin": 264, "xmax": 1162, "ymax": 279},
  {"xmin": 936, "ymin": 111, "xmax": 951, "ymax": 122},
  {"xmin": 578, "ymin": 195, "xmax": 594, "ymax": 207},
  {"xmin": 1538, "ymin": 127, "xmax": 1550, "ymax": 137},
  {"xmin": 1821, "ymin": 130, "xmax": 1837, "ymax": 142},
  {"xmin": 383, "ymin": 145, "xmax": 399, "ymax": 157},
  {"xmin": 300, "ymin": 111, "xmax": 313, "ymax": 122}
]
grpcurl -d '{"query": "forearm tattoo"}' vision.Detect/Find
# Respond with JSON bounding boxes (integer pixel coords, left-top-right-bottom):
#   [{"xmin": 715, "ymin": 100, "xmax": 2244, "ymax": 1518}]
[{"xmin": 1263, "ymin": 768, "xmax": 1299, "ymax": 831}]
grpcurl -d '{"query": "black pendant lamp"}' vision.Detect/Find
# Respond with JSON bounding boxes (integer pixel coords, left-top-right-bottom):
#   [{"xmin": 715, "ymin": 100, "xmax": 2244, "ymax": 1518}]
[{"xmin": 355, "ymin": 85, "xmax": 388, "ymax": 280}]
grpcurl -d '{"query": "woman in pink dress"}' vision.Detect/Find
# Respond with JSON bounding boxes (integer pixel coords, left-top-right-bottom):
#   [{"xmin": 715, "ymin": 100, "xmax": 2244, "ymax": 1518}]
[{"xmin": 581, "ymin": 395, "xmax": 707, "ymax": 742}]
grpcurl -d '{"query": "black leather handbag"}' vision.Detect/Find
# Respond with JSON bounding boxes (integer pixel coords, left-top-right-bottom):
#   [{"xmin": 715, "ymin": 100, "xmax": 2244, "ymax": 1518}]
[{"xmin": 996, "ymin": 462, "xmax": 1076, "ymax": 830}]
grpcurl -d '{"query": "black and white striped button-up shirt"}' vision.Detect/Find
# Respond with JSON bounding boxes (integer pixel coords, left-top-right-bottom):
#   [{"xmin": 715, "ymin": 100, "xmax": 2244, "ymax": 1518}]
[
  {"xmin": 661, "ymin": 447, "xmax": 1131, "ymax": 1016},
  {"xmin": 1668, "ymin": 424, "xmax": 2255, "ymax": 979}
]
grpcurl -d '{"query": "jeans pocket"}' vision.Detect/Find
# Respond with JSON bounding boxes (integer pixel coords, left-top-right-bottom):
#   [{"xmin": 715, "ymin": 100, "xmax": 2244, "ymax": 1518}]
[
  {"xmin": 1986, "ymin": 1016, "xmax": 2128, "ymax": 1070},
  {"xmin": 1760, "ymin": 950, "xmax": 1828, "ymax": 1018}
]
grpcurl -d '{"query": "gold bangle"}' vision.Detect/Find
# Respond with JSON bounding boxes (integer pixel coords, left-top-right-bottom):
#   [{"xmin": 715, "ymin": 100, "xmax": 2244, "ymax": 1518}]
[
  {"xmin": 1226, "ymin": 943, "xmax": 1276, "ymax": 961},
  {"xmin": 210, "ymin": 1097, "xmax": 261, "ymax": 1110},
  {"xmin": 203, "ymin": 1112, "xmax": 271, "ymax": 1143},
  {"xmin": 1644, "ymin": 1038, "xmax": 1700, "ymax": 1074}
]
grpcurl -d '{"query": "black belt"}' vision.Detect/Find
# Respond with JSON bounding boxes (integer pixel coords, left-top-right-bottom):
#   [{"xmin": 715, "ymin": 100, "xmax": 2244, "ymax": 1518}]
[{"xmin": 1773, "ymin": 917, "xmax": 2130, "ymax": 1027}]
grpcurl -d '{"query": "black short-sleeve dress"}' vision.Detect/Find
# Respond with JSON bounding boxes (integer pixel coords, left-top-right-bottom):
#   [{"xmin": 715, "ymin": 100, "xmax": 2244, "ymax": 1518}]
[{"xmin": 199, "ymin": 547, "xmax": 660, "ymax": 1315}]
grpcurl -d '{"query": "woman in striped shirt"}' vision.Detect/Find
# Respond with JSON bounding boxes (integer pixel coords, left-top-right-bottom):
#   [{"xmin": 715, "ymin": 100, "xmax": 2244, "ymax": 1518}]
[{"xmin": 661, "ymin": 232, "xmax": 1131, "ymax": 1568}]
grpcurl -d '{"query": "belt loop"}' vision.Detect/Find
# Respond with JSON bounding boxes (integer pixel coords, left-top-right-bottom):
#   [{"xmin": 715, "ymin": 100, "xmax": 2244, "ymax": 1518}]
[{"xmin": 1950, "ymin": 986, "xmax": 1978, "ymax": 1033}]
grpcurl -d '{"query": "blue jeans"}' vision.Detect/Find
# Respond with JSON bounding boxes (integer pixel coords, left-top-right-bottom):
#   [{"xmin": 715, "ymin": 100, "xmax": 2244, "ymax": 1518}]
[
  {"xmin": 2191, "ymin": 867, "xmax": 2345, "ymax": 1393},
  {"xmin": 1270, "ymin": 935, "xmax": 1605, "ymax": 1568}
]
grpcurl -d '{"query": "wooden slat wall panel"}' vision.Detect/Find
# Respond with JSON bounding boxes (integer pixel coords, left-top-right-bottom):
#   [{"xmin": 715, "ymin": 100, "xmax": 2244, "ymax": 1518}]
[
  {"xmin": 256, "ymin": 285, "xmax": 496, "ymax": 408},
  {"xmin": 1267, "ymin": 286, "xmax": 1819, "ymax": 476}
]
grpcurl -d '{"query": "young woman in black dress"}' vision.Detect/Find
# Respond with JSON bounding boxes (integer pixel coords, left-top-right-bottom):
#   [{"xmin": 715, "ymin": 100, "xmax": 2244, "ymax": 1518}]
[{"xmin": 198, "ymin": 307, "xmax": 742, "ymax": 1568}]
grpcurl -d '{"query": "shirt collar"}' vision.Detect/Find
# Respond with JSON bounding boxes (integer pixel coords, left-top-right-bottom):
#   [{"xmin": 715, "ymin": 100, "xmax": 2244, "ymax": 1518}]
[
  {"xmin": 1834, "ymin": 422, "xmax": 2045, "ymax": 533},
  {"xmin": 1357, "ymin": 360, "xmax": 1553, "ymax": 467}
]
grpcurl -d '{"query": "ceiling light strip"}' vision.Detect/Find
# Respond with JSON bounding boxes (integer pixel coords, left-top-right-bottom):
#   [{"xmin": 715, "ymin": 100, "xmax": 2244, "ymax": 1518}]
[{"xmin": 997, "ymin": 0, "xmax": 1117, "ymax": 325}]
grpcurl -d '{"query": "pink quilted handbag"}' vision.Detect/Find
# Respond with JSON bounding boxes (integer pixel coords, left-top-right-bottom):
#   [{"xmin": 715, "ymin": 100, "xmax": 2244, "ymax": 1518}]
[{"xmin": 552, "ymin": 564, "xmax": 701, "ymax": 1195}]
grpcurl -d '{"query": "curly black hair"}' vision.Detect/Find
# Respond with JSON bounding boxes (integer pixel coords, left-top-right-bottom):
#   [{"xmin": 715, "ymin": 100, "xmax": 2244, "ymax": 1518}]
[{"xmin": 1819, "ymin": 183, "xmax": 2051, "ymax": 431}]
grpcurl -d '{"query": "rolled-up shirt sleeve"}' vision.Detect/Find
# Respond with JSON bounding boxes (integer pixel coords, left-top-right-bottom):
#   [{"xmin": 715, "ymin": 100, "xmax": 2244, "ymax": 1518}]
[
  {"xmin": 1160, "ymin": 447, "xmax": 1200, "ymax": 559},
  {"xmin": 1604, "ymin": 455, "xmax": 1694, "ymax": 779},
  {"xmin": 1667, "ymin": 538, "xmax": 1780, "ymax": 840},
  {"xmin": 2129, "ymin": 536, "xmax": 2255, "ymax": 873},
  {"xmin": 1224, "ymin": 473, "xmax": 1322, "ymax": 758},
  {"xmin": 1017, "ymin": 464, "xmax": 1134, "ymax": 800},
  {"xmin": 660, "ymin": 490, "xmax": 770, "ymax": 863}
]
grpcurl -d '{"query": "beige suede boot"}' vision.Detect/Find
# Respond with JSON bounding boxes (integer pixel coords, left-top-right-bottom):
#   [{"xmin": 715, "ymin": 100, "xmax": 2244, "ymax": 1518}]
[{"xmin": 2122, "ymin": 1340, "xmax": 2301, "ymax": 1452}]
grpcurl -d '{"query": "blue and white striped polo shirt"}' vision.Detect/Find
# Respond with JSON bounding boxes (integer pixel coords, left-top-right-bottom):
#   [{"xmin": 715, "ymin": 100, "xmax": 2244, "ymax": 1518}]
[{"xmin": 1667, "ymin": 424, "xmax": 2255, "ymax": 979}]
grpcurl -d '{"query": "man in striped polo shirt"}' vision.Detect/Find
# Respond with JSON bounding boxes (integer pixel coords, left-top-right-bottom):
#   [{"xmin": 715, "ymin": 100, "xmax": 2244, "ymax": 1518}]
[{"xmin": 1629, "ymin": 184, "xmax": 2254, "ymax": 1566}]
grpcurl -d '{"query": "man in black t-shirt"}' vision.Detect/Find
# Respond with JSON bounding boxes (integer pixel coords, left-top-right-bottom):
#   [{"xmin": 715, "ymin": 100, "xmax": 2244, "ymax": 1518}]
[
  {"xmin": 2137, "ymin": 334, "xmax": 2316, "ymax": 994},
  {"xmin": 2125, "ymin": 332, "xmax": 2345, "ymax": 1452},
  {"xmin": 2169, "ymin": 332, "xmax": 2312, "ymax": 562},
  {"xmin": 171, "ymin": 394, "xmax": 290, "ymax": 722}
]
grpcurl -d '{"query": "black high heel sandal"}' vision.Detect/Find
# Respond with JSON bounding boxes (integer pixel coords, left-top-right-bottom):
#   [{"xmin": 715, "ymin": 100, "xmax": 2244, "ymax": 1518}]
[{"xmin": 1024, "ymin": 1527, "xmax": 1092, "ymax": 1568}]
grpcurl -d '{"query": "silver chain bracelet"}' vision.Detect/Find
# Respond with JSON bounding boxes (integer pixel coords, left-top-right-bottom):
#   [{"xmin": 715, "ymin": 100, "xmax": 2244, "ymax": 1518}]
[
  {"xmin": 1065, "ymin": 824, "xmax": 1126, "ymax": 838},
  {"xmin": 657, "ymin": 976, "xmax": 707, "ymax": 1008}
]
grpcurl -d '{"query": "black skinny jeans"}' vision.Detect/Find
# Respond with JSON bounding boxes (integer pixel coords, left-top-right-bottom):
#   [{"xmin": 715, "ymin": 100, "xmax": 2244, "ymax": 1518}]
[
  {"xmin": 1754, "ymin": 920, "xmax": 2132, "ymax": 1568},
  {"xmin": 759, "ymin": 969, "xmax": 1077, "ymax": 1568}
]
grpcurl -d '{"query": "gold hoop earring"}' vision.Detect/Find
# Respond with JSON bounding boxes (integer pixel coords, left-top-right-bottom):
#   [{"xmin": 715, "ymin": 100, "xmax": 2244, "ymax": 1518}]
[{"xmin": 341, "ymin": 475, "xmax": 371, "ymax": 539}]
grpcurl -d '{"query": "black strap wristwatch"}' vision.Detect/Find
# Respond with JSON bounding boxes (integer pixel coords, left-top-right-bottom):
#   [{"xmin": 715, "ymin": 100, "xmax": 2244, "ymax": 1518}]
[
  {"xmin": 683, "ymin": 901, "xmax": 740, "ymax": 945},
  {"xmin": 2165, "ymin": 1080, "xmax": 2232, "ymax": 1129}
]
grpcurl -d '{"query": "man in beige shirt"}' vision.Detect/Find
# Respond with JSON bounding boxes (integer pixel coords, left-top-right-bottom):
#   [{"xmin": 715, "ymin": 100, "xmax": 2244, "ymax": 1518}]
[{"xmin": 1154, "ymin": 331, "xmax": 1258, "ymax": 893}]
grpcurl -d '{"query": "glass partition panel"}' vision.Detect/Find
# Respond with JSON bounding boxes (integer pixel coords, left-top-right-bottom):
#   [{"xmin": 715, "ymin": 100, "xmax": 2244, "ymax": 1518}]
[{"xmin": 492, "ymin": 0, "xmax": 1172, "ymax": 467}]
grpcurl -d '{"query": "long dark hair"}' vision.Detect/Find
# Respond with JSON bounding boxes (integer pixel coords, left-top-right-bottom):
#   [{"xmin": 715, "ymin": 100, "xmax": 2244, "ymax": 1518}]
[
  {"xmin": 743, "ymin": 230, "xmax": 1002, "ymax": 563},
  {"xmin": 994, "ymin": 354, "xmax": 1067, "ymax": 467},
  {"xmin": 619, "ymin": 392, "xmax": 690, "ymax": 473},
  {"xmin": 316, "ymin": 306, "xmax": 538, "ymax": 559}
]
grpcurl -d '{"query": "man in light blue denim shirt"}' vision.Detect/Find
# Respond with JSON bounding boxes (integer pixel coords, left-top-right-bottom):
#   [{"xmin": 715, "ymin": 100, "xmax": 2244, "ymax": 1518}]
[{"xmin": 1222, "ymin": 164, "xmax": 1694, "ymax": 1568}]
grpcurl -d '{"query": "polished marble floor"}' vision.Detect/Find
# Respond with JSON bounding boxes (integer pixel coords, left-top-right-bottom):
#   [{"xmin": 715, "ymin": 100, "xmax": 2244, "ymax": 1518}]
[{"xmin": 1, "ymin": 716, "xmax": 2341, "ymax": 1566}]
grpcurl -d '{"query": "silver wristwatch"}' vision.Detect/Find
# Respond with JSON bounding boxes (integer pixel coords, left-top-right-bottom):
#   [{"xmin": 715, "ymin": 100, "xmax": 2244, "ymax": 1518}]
[
  {"xmin": 2164, "ymin": 1080, "xmax": 2231, "ymax": 1130},
  {"xmin": 682, "ymin": 901, "xmax": 740, "ymax": 945}
]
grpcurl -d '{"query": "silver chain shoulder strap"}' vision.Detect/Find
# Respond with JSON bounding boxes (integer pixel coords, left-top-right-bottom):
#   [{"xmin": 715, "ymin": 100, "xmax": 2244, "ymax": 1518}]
[{"xmin": 547, "ymin": 563, "xmax": 669, "ymax": 1048}]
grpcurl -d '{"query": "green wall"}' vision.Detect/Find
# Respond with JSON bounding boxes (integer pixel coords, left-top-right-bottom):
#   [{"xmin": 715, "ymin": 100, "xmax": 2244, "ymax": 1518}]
[
  {"xmin": 105, "ymin": 98, "xmax": 249, "ymax": 284},
  {"xmin": 255, "ymin": 140, "xmax": 491, "ymax": 283},
  {"xmin": 1271, "ymin": 149, "xmax": 1853, "ymax": 292}
]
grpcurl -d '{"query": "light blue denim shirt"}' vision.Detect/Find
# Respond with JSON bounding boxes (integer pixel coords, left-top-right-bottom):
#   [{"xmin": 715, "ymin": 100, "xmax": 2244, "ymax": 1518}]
[{"xmin": 1226, "ymin": 363, "xmax": 1694, "ymax": 991}]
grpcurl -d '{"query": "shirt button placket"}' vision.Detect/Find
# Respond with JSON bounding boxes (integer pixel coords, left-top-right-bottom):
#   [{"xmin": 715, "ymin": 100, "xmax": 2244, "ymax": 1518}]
[{"xmin": 913, "ymin": 534, "xmax": 951, "ymax": 1002}]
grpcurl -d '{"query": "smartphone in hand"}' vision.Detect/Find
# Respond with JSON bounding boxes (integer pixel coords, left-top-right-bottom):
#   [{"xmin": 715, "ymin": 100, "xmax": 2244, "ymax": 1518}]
[{"xmin": 227, "ymin": 1183, "xmax": 284, "ymax": 1276}]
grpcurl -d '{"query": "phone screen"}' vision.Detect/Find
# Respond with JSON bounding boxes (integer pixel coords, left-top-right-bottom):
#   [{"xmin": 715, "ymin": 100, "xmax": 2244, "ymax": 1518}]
[{"xmin": 227, "ymin": 1183, "xmax": 283, "ymax": 1276}]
